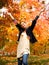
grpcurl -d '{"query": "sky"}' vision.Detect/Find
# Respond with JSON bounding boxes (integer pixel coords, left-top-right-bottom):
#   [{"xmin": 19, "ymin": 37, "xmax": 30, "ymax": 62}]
[{"xmin": 45, "ymin": 0, "xmax": 49, "ymax": 4}]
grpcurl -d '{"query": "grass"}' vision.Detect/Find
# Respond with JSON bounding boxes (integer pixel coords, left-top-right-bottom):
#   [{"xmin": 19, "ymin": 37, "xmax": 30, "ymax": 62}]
[
  {"xmin": 0, "ymin": 54, "xmax": 49, "ymax": 65},
  {"xmin": 28, "ymin": 55, "xmax": 49, "ymax": 65}
]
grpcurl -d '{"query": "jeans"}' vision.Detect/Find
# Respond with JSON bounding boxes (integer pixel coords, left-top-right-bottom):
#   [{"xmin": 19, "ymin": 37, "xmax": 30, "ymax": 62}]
[{"xmin": 18, "ymin": 54, "xmax": 29, "ymax": 65}]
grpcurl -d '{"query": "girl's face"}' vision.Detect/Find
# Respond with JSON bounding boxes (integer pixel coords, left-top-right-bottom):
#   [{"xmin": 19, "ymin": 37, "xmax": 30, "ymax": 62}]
[{"xmin": 21, "ymin": 22, "xmax": 28, "ymax": 29}]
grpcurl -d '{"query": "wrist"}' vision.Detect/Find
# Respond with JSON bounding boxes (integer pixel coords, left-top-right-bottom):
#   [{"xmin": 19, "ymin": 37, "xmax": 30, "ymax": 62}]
[{"xmin": 13, "ymin": 19, "xmax": 18, "ymax": 25}]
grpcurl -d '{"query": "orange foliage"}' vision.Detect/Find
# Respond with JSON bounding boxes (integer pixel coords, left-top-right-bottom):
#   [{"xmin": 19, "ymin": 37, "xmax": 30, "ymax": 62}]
[
  {"xmin": 7, "ymin": 26, "xmax": 19, "ymax": 41},
  {"xmin": 0, "ymin": 0, "xmax": 49, "ymax": 55},
  {"xmin": 3, "ymin": 43, "xmax": 17, "ymax": 54}
]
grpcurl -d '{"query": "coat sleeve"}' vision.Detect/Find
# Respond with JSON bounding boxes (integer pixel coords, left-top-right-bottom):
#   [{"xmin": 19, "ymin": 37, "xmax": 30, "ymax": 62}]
[
  {"xmin": 29, "ymin": 16, "xmax": 39, "ymax": 31},
  {"xmin": 12, "ymin": 19, "xmax": 24, "ymax": 31},
  {"xmin": 13, "ymin": 19, "xmax": 25, "ymax": 41},
  {"xmin": 16, "ymin": 24, "xmax": 25, "ymax": 41}
]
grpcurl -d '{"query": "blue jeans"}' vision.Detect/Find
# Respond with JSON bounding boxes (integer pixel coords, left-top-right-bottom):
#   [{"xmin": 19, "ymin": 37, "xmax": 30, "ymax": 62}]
[{"xmin": 18, "ymin": 54, "xmax": 29, "ymax": 65}]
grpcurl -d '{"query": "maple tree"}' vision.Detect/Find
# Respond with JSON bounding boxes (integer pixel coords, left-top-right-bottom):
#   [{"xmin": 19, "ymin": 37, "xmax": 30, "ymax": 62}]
[{"xmin": 0, "ymin": 0, "xmax": 49, "ymax": 55}]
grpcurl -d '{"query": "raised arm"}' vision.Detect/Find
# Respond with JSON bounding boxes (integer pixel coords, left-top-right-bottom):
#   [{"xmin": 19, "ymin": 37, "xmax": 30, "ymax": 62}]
[
  {"xmin": 7, "ymin": 12, "xmax": 24, "ymax": 31},
  {"xmin": 29, "ymin": 15, "xmax": 39, "ymax": 31},
  {"xmin": 29, "ymin": 8, "xmax": 44, "ymax": 31}
]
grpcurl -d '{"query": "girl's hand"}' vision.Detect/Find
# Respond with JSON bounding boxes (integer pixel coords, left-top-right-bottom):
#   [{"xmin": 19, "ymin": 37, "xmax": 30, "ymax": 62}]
[{"xmin": 38, "ymin": 7, "xmax": 45, "ymax": 16}]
